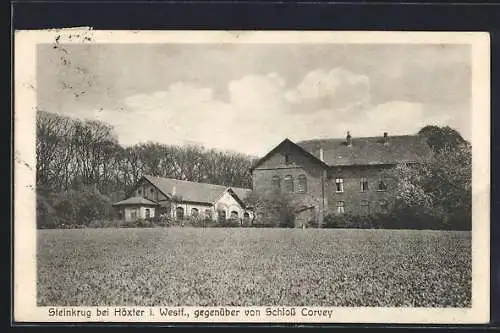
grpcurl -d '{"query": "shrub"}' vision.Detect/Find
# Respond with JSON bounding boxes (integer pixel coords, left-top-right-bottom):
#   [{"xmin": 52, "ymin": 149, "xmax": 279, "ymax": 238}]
[
  {"xmin": 215, "ymin": 218, "xmax": 241, "ymax": 228},
  {"xmin": 52, "ymin": 185, "xmax": 114, "ymax": 226}
]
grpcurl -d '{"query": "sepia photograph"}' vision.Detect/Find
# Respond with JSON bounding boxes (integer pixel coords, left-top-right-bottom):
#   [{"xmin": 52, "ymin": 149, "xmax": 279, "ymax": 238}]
[{"xmin": 14, "ymin": 30, "xmax": 490, "ymax": 323}]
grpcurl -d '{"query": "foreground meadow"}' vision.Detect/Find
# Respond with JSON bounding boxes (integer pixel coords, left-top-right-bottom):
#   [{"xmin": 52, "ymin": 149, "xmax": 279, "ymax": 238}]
[{"xmin": 37, "ymin": 228, "xmax": 471, "ymax": 307}]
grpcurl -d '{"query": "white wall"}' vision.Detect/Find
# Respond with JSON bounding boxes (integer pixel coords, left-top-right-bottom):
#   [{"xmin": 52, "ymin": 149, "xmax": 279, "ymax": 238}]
[
  {"xmin": 123, "ymin": 206, "xmax": 156, "ymax": 221},
  {"xmin": 215, "ymin": 191, "xmax": 253, "ymax": 221},
  {"xmin": 171, "ymin": 202, "xmax": 214, "ymax": 220}
]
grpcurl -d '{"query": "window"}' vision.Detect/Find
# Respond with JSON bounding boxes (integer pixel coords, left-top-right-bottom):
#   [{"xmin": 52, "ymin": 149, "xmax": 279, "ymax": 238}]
[
  {"xmin": 297, "ymin": 174, "xmax": 307, "ymax": 193},
  {"xmin": 243, "ymin": 212, "xmax": 250, "ymax": 220},
  {"xmin": 145, "ymin": 208, "xmax": 151, "ymax": 219},
  {"xmin": 130, "ymin": 209, "xmax": 137, "ymax": 219},
  {"xmin": 361, "ymin": 200, "xmax": 370, "ymax": 214},
  {"xmin": 191, "ymin": 208, "xmax": 199, "ymax": 217},
  {"xmin": 284, "ymin": 175, "xmax": 294, "ymax": 193},
  {"xmin": 272, "ymin": 175, "xmax": 281, "ymax": 191},
  {"xmin": 335, "ymin": 178, "xmax": 344, "ymax": 192},
  {"xmin": 138, "ymin": 188, "xmax": 142, "ymax": 196},
  {"xmin": 360, "ymin": 177, "xmax": 369, "ymax": 192},
  {"xmin": 231, "ymin": 211, "xmax": 239, "ymax": 219},
  {"xmin": 150, "ymin": 188, "xmax": 154, "ymax": 195},
  {"xmin": 378, "ymin": 178, "xmax": 388, "ymax": 191},
  {"xmin": 217, "ymin": 209, "xmax": 226, "ymax": 222},
  {"xmin": 204, "ymin": 209, "xmax": 213, "ymax": 220},
  {"xmin": 379, "ymin": 200, "xmax": 389, "ymax": 212},
  {"xmin": 336, "ymin": 201, "xmax": 345, "ymax": 214},
  {"xmin": 176, "ymin": 207, "xmax": 184, "ymax": 219},
  {"xmin": 285, "ymin": 153, "xmax": 291, "ymax": 164}
]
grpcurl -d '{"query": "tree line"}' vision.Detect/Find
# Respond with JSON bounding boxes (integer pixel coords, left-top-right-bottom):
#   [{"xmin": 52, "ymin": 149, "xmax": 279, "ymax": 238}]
[{"xmin": 36, "ymin": 110, "xmax": 257, "ymax": 228}]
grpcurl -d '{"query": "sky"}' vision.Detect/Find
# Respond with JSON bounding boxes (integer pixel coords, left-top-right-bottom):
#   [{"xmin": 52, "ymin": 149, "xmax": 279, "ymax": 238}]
[{"xmin": 37, "ymin": 43, "xmax": 471, "ymax": 157}]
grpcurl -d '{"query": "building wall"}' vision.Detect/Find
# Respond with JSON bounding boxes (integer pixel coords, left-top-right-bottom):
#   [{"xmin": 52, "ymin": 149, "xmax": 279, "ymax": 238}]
[
  {"xmin": 252, "ymin": 144, "xmax": 327, "ymax": 225},
  {"xmin": 133, "ymin": 179, "xmax": 168, "ymax": 202},
  {"xmin": 326, "ymin": 165, "xmax": 394, "ymax": 216},
  {"xmin": 215, "ymin": 191, "xmax": 253, "ymax": 221},
  {"xmin": 171, "ymin": 202, "xmax": 214, "ymax": 220},
  {"xmin": 252, "ymin": 144, "xmax": 397, "ymax": 224},
  {"xmin": 122, "ymin": 206, "xmax": 156, "ymax": 221}
]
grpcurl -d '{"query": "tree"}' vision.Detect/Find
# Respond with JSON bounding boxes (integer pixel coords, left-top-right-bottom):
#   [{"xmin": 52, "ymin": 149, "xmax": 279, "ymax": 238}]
[
  {"xmin": 418, "ymin": 125, "xmax": 467, "ymax": 153},
  {"xmin": 382, "ymin": 127, "xmax": 472, "ymax": 230},
  {"xmin": 244, "ymin": 190, "xmax": 295, "ymax": 227}
]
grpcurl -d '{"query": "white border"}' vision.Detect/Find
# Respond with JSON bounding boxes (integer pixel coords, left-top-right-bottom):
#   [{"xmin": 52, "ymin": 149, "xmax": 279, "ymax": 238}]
[{"xmin": 13, "ymin": 30, "xmax": 491, "ymax": 324}]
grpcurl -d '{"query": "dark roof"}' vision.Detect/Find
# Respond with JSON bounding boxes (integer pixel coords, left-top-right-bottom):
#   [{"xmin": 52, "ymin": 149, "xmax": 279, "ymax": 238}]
[
  {"xmin": 112, "ymin": 196, "xmax": 159, "ymax": 206},
  {"xmin": 143, "ymin": 175, "xmax": 252, "ymax": 205},
  {"xmin": 250, "ymin": 138, "xmax": 329, "ymax": 171},
  {"xmin": 296, "ymin": 134, "xmax": 432, "ymax": 166}
]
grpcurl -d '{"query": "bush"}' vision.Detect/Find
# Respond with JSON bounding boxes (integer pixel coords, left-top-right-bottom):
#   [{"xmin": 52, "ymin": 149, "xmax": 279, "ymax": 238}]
[
  {"xmin": 52, "ymin": 186, "xmax": 114, "ymax": 226},
  {"xmin": 215, "ymin": 218, "xmax": 241, "ymax": 228},
  {"xmin": 88, "ymin": 220, "xmax": 123, "ymax": 228},
  {"xmin": 37, "ymin": 192, "xmax": 60, "ymax": 229},
  {"xmin": 323, "ymin": 213, "xmax": 375, "ymax": 229}
]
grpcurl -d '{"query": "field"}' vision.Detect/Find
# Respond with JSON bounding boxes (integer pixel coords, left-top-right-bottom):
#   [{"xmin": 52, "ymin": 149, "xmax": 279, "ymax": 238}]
[{"xmin": 37, "ymin": 228, "xmax": 471, "ymax": 307}]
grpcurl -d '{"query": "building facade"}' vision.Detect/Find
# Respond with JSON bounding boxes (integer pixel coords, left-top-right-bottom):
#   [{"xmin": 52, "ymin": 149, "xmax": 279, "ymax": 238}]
[
  {"xmin": 251, "ymin": 132, "xmax": 432, "ymax": 228},
  {"xmin": 113, "ymin": 175, "xmax": 253, "ymax": 223}
]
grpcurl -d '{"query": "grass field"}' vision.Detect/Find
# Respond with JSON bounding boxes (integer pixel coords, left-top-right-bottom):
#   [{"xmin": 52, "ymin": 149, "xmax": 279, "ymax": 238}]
[{"xmin": 37, "ymin": 228, "xmax": 471, "ymax": 307}]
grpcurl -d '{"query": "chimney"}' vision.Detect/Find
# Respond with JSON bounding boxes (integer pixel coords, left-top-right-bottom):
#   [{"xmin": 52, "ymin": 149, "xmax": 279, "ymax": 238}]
[
  {"xmin": 383, "ymin": 132, "xmax": 389, "ymax": 145},
  {"xmin": 319, "ymin": 144, "xmax": 324, "ymax": 162},
  {"xmin": 172, "ymin": 186, "xmax": 176, "ymax": 196},
  {"xmin": 346, "ymin": 131, "xmax": 352, "ymax": 147}
]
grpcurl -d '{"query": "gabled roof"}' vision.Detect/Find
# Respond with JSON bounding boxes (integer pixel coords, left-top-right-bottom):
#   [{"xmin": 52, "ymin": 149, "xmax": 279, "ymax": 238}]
[
  {"xmin": 250, "ymin": 138, "xmax": 329, "ymax": 171},
  {"xmin": 142, "ymin": 175, "xmax": 252, "ymax": 205},
  {"xmin": 112, "ymin": 196, "xmax": 159, "ymax": 206},
  {"xmin": 297, "ymin": 134, "xmax": 432, "ymax": 166}
]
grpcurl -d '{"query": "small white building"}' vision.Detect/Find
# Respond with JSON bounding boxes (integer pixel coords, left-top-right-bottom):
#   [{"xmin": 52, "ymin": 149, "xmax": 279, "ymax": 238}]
[
  {"xmin": 112, "ymin": 196, "xmax": 159, "ymax": 220},
  {"xmin": 112, "ymin": 175, "xmax": 253, "ymax": 223}
]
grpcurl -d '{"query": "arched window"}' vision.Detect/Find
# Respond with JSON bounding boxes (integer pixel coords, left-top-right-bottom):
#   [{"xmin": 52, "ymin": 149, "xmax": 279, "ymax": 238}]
[
  {"xmin": 272, "ymin": 175, "xmax": 281, "ymax": 191},
  {"xmin": 217, "ymin": 209, "xmax": 226, "ymax": 222},
  {"xmin": 297, "ymin": 174, "xmax": 307, "ymax": 193},
  {"xmin": 243, "ymin": 212, "xmax": 250, "ymax": 220},
  {"xmin": 231, "ymin": 211, "xmax": 238, "ymax": 219},
  {"xmin": 145, "ymin": 208, "xmax": 151, "ymax": 219},
  {"xmin": 176, "ymin": 206, "xmax": 184, "ymax": 219},
  {"xmin": 191, "ymin": 208, "xmax": 199, "ymax": 217},
  {"xmin": 284, "ymin": 175, "xmax": 294, "ymax": 193},
  {"xmin": 204, "ymin": 209, "xmax": 213, "ymax": 220}
]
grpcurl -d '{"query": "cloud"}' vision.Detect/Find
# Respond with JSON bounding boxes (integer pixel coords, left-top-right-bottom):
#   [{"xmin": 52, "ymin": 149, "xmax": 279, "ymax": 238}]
[
  {"xmin": 285, "ymin": 68, "xmax": 371, "ymax": 115},
  {"xmin": 75, "ymin": 68, "xmax": 459, "ymax": 157}
]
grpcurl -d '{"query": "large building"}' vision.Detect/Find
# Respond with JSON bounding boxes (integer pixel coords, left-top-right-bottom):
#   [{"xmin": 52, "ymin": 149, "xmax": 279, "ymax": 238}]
[
  {"xmin": 113, "ymin": 175, "xmax": 253, "ymax": 223},
  {"xmin": 251, "ymin": 132, "xmax": 432, "ymax": 228}
]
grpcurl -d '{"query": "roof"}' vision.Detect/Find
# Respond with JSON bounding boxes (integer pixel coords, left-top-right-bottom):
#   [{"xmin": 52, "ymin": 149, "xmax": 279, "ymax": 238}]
[
  {"xmin": 143, "ymin": 175, "xmax": 252, "ymax": 205},
  {"xmin": 296, "ymin": 134, "xmax": 432, "ymax": 166},
  {"xmin": 112, "ymin": 196, "xmax": 159, "ymax": 206},
  {"xmin": 250, "ymin": 138, "xmax": 329, "ymax": 171}
]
